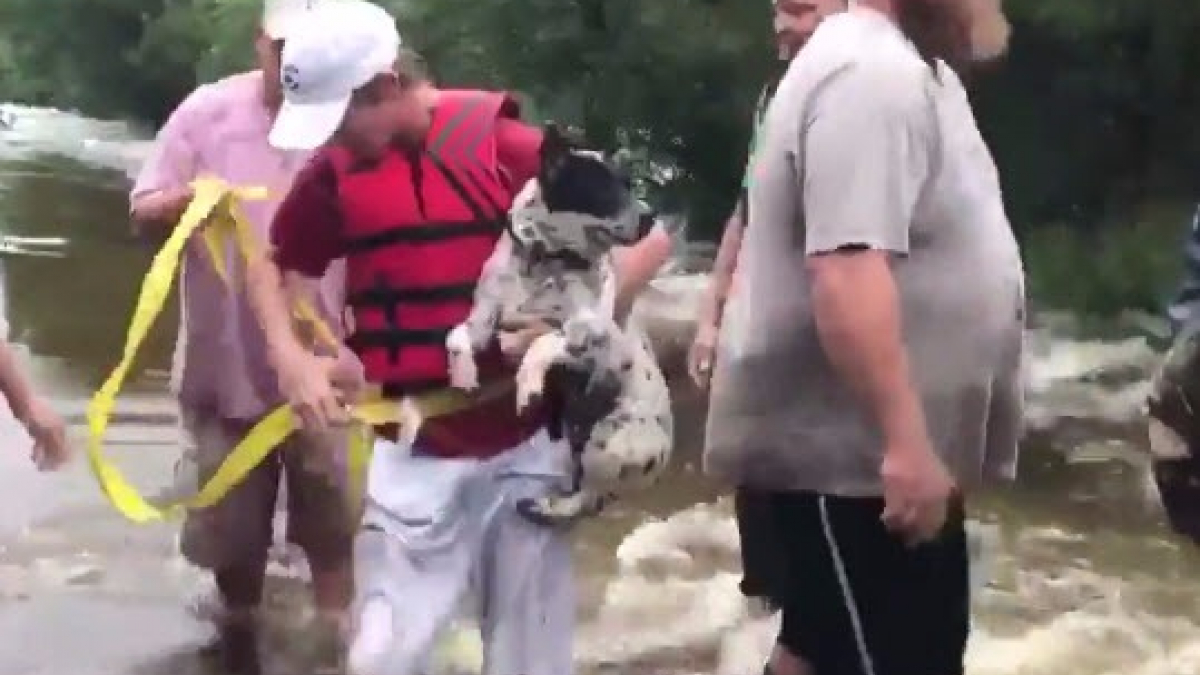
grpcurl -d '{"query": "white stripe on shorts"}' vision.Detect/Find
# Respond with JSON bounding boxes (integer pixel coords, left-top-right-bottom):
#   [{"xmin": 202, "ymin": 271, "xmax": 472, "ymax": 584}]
[{"xmin": 817, "ymin": 495, "xmax": 878, "ymax": 675}]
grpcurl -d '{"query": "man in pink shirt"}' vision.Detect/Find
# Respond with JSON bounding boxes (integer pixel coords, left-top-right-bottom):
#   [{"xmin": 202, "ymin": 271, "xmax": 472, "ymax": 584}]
[{"xmin": 129, "ymin": 0, "xmax": 353, "ymax": 669}]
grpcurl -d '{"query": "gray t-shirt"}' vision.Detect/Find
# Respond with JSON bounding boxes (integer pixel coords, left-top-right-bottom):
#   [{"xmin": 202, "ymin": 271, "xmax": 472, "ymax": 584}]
[{"xmin": 704, "ymin": 9, "xmax": 1026, "ymax": 497}]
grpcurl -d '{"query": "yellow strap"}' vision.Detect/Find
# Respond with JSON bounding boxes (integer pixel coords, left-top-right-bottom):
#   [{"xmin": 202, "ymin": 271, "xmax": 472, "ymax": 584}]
[{"xmin": 88, "ymin": 177, "xmax": 497, "ymax": 522}]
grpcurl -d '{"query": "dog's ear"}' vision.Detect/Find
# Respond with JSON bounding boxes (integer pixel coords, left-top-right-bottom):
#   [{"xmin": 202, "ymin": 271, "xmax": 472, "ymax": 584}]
[{"xmin": 540, "ymin": 122, "xmax": 571, "ymax": 182}]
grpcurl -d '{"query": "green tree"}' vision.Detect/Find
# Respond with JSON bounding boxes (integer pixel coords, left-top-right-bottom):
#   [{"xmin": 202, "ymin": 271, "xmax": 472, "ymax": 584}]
[{"xmin": 2, "ymin": 0, "xmax": 1198, "ymax": 312}]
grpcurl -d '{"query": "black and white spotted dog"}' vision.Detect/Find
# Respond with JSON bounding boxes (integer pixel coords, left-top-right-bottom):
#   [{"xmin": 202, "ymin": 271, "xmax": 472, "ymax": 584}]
[{"xmin": 444, "ymin": 123, "xmax": 674, "ymax": 525}]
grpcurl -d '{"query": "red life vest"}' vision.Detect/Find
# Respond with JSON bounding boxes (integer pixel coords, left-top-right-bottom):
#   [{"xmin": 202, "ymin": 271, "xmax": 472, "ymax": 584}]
[{"xmin": 329, "ymin": 90, "xmax": 541, "ymax": 457}]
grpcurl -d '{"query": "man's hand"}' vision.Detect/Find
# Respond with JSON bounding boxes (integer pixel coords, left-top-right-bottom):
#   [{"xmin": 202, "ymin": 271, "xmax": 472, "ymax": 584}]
[
  {"xmin": 276, "ymin": 348, "xmax": 352, "ymax": 431},
  {"xmin": 19, "ymin": 397, "xmax": 70, "ymax": 471},
  {"xmin": 497, "ymin": 318, "xmax": 555, "ymax": 365},
  {"xmin": 690, "ymin": 209, "xmax": 744, "ymax": 389},
  {"xmin": 329, "ymin": 346, "xmax": 366, "ymax": 399},
  {"xmin": 130, "ymin": 185, "xmax": 194, "ymax": 235},
  {"xmin": 688, "ymin": 322, "xmax": 718, "ymax": 388},
  {"xmin": 880, "ymin": 436, "xmax": 956, "ymax": 545}
]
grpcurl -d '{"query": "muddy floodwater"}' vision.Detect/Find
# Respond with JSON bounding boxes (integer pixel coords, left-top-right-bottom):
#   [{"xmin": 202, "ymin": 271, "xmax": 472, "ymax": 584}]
[{"xmin": 1, "ymin": 103, "xmax": 1199, "ymax": 675}]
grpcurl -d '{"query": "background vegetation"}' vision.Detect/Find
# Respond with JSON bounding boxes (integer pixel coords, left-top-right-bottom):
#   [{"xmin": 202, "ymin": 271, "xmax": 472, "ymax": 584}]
[{"xmin": 1, "ymin": 0, "xmax": 1195, "ymax": 315}]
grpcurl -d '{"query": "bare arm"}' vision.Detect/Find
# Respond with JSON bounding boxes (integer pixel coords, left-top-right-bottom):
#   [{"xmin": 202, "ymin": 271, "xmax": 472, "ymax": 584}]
[
  {"xmin": 253, "ymin": 155, "xmax": 347, "ymax": 384},
  {"xmin": 611, "ymin": 223, "xmax": 672, "ymax": 321},
  {"xmin": 0, "ymin": 338, "xmax": 69, "ymax": 468},
  {"xmin": 808, "ymin": 250, "xmax": 926, "ymax": 443},
  {"xmin": 0, "ymin": 341, "xmax": 38, "ymax": 422},
  {"xmin": 799, "ymin": 64, "xmax": 935, "ymax": 446},
  {"xmin": 698, "ymin": 207, "xmax": 745, "ymax": 330}
]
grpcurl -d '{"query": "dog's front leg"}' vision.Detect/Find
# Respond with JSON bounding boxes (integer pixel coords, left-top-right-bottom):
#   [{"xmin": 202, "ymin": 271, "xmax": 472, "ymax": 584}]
[
  {"xmin": 515, "ymin": 331, "xmax": 567, "ymax": 413},
  {"xmin": 446, "ymin": 237, "xmax": 513, "ymax": 390},
  {"xmin": 446, "ymin": 302, "xmax": 499, "ymax": 390}
]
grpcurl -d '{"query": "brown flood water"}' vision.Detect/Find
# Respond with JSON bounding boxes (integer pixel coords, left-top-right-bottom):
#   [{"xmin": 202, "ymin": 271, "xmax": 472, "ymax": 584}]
[{"xmin": 1, "ymin": 106, "xmax": 1200, "ymax": 675}]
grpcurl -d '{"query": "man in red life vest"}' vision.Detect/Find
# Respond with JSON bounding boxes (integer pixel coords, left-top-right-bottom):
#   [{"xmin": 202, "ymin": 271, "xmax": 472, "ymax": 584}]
[{"xmin": 246, "ymin": 2, "xmax": 671, "ymax": 673}]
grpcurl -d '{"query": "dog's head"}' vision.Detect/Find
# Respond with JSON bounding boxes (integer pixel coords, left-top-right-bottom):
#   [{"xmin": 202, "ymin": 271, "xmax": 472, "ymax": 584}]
[{"xmin": 508, "ymin": 123, "xmax": 656, "ymax": 259}]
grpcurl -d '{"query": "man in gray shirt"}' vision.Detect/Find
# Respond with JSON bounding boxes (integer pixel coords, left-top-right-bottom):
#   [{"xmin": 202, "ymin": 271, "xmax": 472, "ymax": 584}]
[
  {"xmin": 704, "ymin": 1, "xmax": 1023, "ymax": 673},
  {"xmin": 690, "ymin": 4, "xmax": 846, "ymax": 675}
]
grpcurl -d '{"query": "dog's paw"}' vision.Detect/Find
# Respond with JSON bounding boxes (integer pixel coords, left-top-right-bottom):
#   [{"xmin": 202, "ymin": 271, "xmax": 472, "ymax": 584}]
[
  {"xmin": 515, "ymin": 497, "xmax": 560, "ymax": 527},
  {"xmin": 515, "ymin": 369, "xmax": 544, "ymax": 413},
  {"xmin": 516, "ymin": 494, "xmax": 583, "ymax": 527},
  {"xmin": 448, "ymin": 358, "xmax": 480, "ymax": 391},
  {"xmin": 516, "ymin": 491, "xmax": 610, "ymax": 527},
  {"xmin": 445, "ymin": 325, "xmax": 480, "ymax": 391},
  {"xmin": 395, "ymin": 397, "xmax": 423, "ymax": 448}
]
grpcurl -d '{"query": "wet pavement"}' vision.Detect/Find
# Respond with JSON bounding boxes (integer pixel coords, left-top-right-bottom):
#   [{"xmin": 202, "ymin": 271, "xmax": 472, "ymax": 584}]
[{"xmin": 1, "ymin": 103, "xmax": 1200, "ymax": 675}]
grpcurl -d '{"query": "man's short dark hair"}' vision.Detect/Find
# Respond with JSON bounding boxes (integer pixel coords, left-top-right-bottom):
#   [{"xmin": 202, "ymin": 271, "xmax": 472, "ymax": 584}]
[{"xmin": 397, "ymin": 48, "xmax": 431, "ymax": 84}]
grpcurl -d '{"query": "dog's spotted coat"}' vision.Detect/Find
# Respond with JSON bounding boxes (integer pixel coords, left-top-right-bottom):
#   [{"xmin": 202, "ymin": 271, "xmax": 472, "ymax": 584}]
[{"xmin": 445, "ymin": 126, "xmax": 673, "ymax": 525}]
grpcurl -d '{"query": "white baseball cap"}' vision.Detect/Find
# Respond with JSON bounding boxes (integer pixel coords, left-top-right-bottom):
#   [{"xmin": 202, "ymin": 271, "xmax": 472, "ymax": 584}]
[
  {"xmin": 262, "ymin": 0, "xmax": 326, "ymax": 40},
  {"xmin": 268, "ymin": 0, "xmax": 400, "ymax": 150}
]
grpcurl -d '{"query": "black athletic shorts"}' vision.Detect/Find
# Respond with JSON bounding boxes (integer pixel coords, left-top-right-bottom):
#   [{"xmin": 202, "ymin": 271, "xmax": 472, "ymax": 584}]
[{"xmin": 734, "ymin": 488, "xmax": 970, "ymax": 675}]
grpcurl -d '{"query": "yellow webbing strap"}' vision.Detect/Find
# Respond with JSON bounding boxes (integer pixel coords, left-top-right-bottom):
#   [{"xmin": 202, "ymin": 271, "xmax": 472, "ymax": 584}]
[{"xmin": 88, "ymin": 177, "xmax": 505, "ymax": 522}]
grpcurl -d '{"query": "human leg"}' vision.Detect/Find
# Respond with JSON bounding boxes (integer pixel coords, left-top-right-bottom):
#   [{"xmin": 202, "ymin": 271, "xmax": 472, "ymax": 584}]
[
  {"xmin": 178, "ymin": 408, "xmax": 282, "ymax": 672},
  {"xmin": 280, "ymin": 430, "xmax": 356, "ymax": 621},
  {"xmin": 274, "ymin": 431, "xmax": 358, "ymax": 672},
  {"xmin": 771, "ymin": 492, "xmax": 969, "ymax": 675},
  {"xmin": 733, "ymin": 488, "xmax": 813, "ymax": 675},
  {"xmin": 347, "ymin": 521, "xmax": 477, "ymax": 675},
  {"xmin": 477, "ymin": 437, "xmax": 575, "ymax": 675},
  {"xmin": 346, "ymin": 443, "xmax": 484, "ymax": 675},
  {"xmin": 734, "ymin": 487, "xmax": 789, "ymax": 610}
]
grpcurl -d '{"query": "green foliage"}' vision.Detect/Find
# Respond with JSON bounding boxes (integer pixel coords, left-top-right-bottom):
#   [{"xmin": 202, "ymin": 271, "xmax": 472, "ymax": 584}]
[
  {"xmin": 0, "ymin": 0, "xmax": 1197, "ymax": 316},
  {"xmin": 1022, "ymin": 203, "xmax": 1186, "ymax": 316}
]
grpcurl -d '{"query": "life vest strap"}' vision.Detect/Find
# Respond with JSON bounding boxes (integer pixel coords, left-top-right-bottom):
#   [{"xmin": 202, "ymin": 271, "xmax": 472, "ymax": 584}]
[
  {"xmin": 379, "ymin": 377, "xmax": 458, "ymax": 396},
  {"xmin": 346, "ymin": 326, "xmax": 453, "ymax": 350},
  {"xmin": 344, "ymin": 220, "xmax": 502, "ymax": 253},
  {"xmin": 345, "ymin": 280, "xmax": 477, "ymax": 308}
]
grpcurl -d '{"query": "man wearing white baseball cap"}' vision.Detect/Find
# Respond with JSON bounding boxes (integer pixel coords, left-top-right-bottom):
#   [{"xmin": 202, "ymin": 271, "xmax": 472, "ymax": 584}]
[
  {"xmin": 248, "ymin": 2, "xmax": 673, "ymax": 674},
  {"xmin": 129, "ymin": 0, "xmax": 357, "ymax": 671},
  {"xmin": 267, "ymin": 0, "xmax": 409, "ymax": 152}
]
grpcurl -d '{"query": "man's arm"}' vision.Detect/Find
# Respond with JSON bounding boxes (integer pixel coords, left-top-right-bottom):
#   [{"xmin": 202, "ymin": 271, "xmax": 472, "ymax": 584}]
[
  {"xmin": 129, "ymin": 89, "xmax": 205, "ymax": 235},
  {"xmin": 0, "ymin": 335, "xmax": 37, "ymax": 424},
  {"xmin": 0, "ymin": 338, "xmax": 68, "ymax": 469},
  {"xmin": 799, "ymin": 64, "xmax": 935, "ymax": 446},
  {"xmin": 698, "ymin": 205, "xmax": 746, "ymax": 330},
  {"xmin": 248, "ymin": 155, "xmax": 346, "ymax": 368},
  {"xmin": 610, "ymin": 224, "xmax": 671, "ymax": 321}
]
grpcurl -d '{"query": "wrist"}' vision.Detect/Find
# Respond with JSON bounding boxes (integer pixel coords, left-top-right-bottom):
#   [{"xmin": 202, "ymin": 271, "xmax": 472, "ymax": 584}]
[
  {"xmin": 8, "ymin": 395, "xmax": 33, "ymax": 425},
  {"xmin": 879, "ymin": 390, "xmax": 930, "ymax": 452},
  {"xmin": 697, "ymin": 293, "xmax": 723, "ymax": 330},
  {"xmin": 267, "ymin": 336, "xmax": 308, "ymax": 373}
]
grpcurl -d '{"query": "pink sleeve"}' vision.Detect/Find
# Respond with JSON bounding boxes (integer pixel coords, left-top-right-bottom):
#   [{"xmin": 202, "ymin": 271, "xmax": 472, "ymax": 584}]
[{"xmin": 130, "ymin": 89, "xmax": 204, "ymax": 205}]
